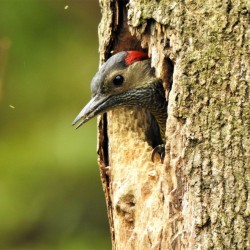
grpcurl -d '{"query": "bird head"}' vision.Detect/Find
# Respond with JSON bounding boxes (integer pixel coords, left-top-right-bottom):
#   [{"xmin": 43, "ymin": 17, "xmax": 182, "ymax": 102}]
[{"xmin": 72, "ymin": 51, "xmax": 157, "ymax": 128}]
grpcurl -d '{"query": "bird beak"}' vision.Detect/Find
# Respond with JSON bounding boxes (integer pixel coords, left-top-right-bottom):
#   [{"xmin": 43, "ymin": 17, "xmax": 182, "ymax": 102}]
[{"xmin": 72, "ymin": 95, "xmax": 110, "ymax": 129}]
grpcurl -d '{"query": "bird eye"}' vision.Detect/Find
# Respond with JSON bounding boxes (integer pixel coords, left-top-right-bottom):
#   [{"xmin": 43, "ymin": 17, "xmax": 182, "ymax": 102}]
[{"xmin": 113, "ymin": 75, "xmax": 124, "ymax": 86}]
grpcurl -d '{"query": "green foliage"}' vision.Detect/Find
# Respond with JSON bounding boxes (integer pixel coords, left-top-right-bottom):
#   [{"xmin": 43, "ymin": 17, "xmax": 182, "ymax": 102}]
[{"xmin": 0, "ymin": 0, "xmax": 111, "ymax": 249}]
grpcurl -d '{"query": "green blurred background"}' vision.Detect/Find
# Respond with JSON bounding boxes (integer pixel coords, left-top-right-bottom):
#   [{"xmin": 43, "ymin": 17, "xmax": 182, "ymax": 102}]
[{"xmin": 0, "ymin": 0, "xmax": 111, "ymax": 249}]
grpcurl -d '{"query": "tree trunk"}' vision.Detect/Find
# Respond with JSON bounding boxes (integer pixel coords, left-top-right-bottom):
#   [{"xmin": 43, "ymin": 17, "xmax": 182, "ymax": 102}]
[{"xmin": 97, "ymin": 0, "xmax": 250, "ymax": 249}]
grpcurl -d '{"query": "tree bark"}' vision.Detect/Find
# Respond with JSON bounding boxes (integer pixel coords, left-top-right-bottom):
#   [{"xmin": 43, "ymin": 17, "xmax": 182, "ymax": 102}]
[{"xmin": 97, "ymin": 0, "xmax": 250, "ymax": 249}]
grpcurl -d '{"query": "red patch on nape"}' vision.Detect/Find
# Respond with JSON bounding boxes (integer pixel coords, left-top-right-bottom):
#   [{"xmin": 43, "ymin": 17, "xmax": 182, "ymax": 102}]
[{"xmin": 125, "ymin": 51, "xmax": 148, "ymax": 66}]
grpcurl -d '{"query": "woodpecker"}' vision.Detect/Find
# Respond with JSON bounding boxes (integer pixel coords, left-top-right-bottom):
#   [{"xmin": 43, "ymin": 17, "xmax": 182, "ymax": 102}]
[{"xmin": 72, "ymin": 51, "xmax": 167, "ymax": 161}]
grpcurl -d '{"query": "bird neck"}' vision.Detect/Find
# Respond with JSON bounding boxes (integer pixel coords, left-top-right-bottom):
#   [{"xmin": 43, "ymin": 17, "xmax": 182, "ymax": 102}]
[
  {"xmin": 124, "ymin": 79, "xmax": 167, "ymax": 143},
  {"xmin": 144, "ymin": 80, "xmax": 167, "ymax": 143}
]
